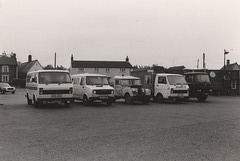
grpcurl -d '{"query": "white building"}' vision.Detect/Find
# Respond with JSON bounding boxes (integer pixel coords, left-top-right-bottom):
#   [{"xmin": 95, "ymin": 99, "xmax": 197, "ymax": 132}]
[
  {"xmin": 69, "ymin": 55, "xmax": 133, "ymax": 83},
  {"xmin": 18, "ymin": 55, "xmax": 43, "ymax": 79}
]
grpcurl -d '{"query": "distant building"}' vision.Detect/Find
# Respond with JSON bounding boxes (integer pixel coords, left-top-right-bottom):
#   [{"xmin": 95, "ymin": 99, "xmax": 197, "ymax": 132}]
[
  {"xmin": 70, "ymin": 55, "xmax": 133, "ymax": 82},
  {"xmin": 0, "ymin": 52, "xmax": 18, "ymax": 83},
  {"xmin": 18, "ymin": 55, "xmax": 43, "ymax": 79},
  {"xmin": 220, "ymin": 60, "xmax": 240, "ymax": 71}
]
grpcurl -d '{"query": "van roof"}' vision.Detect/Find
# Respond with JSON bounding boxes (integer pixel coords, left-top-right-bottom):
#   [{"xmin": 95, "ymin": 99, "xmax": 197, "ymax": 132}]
[
  {"xmin": 156, "ymin": 73, "xmax": 183, "ymax": 77},
  {"xmin": 27, "ymin": 70, "xmax": 70, "ymax": 75},
  {"xmin": 114, "ymin": 75, "xmax": 140, "ymax": 80},
  {"xmin": 71, "ymin": 73, "xmax": 107, "ymax": 77},
  {"xmin": 184, "ymin": 72, "xmax": 208, "ymax": 75}
]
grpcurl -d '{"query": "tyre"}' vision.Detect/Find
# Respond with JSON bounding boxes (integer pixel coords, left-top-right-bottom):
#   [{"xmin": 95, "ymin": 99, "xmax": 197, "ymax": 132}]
[
  {"xmin": 83, "ymin": 95, "xmax": 90, "ymax": 106},
  {"xmin": 156, "ymin": 93, "xmax": 164, "ymax": 103},
  {"xmin": 106, "ymin": 100, "xmax": 113, "ymax": 106},
  {"xmin": 175, "ymin": 98, "xmax": 182, "ymax": 103},
  {"xmin": 197, "ymin": 95, "xmax": 208, "ymax": 102},
  {"xmin": 64, "ymin": 102, "xmax": 71, "ymax": 107},
  {"xmin": 27, "ymin": 95, "xmax": 32, "ymax": 105},
  {"xmin": 12, "ymin": 91, "xmax": 15, "ymax": 94},
  {"xmin": 142, "ymin": 99, "xmax": 150, "ymax": 104},
  {"xmin": 33, "ymin": 96, "xmax": 39, "ymax": 107},
  {"xmin": 125, "ymin": 93, "xmax": 133, "ymax": 104}
]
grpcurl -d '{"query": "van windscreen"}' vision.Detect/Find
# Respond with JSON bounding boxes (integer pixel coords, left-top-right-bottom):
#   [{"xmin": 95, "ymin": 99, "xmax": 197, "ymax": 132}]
[
  {"xmin": 86, "ymin": 76, "xmax": 109, "ymax": 85},
  {"xmin": 39, "ymin": 72, "xmax": 71, "ymax": 84},
  {"xmin": 167, "ymin": 75, "xmax": 187, "ymax": 85},
  {"xmin": 195, "ymin": 74, "xmax": 210, "ymax": 83}
]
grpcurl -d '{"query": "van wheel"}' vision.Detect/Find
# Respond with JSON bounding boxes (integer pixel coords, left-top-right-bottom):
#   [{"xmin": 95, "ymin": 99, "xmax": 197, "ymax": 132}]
[
  {"xmin": 83, "ymin": 95, "xmax": 90, "ymax": 106},
  {"xmin": 156, "ymin": 93, "xmax": 164, "ymax": 103},
  {"xmin": 142, "ymin": 99, "xmax": 150, "ymax": 104},
  {"xmin": 125, "ymin": 93, "xmax": 133, "ymax": 104},
  {"xmin": 175, "ymin": 99, "xmax": 182, "ymax": 103},
  {"xmin": 106, "ymin": 100, "xmax": 113, "ymax": 106},
  {"xmin": 197, "ymin": 95, "xmax": 208, "ymax": 102},
  {"xmin": 64, "ymin": 102, "xmax": 71, "ymax": 107},
  {"xmin": 27, "ymin": 95, "xmax": 32, "ymax": 105},
  {"xmin": 33, "ymin": 96, "xmax": 39, "ymax": 107}
]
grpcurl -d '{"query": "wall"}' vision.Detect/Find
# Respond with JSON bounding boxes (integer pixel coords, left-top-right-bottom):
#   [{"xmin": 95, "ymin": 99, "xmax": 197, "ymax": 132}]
[
  {"xmin": 28, "ymin": 61, "xmax": 43, "ymax": 72},
  {"xmin": 70, "ymin": 67, "xmax": 131, "ymax": 83},
  {"xmin": 0, "ymin": 65, "xmax": 17, "ymax": 83}
]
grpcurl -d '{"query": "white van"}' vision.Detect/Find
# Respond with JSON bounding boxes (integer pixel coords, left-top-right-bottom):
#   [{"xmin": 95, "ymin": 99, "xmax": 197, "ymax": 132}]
[
  {"xmin": 26, "ymin": 70, "xmax": 73, "ymax": 107},
  {"xmin": 72, "ymin": 73, "xmax": 115, "ymax": 105},
  {"xmin": 153, "ymin": 73, "xmax": 189, "ymax": 102}
]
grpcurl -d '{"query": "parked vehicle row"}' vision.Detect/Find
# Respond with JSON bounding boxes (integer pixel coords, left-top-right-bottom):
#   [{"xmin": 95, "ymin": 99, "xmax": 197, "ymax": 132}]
[
  {"xmin": 0, "ymin": 82, "xmax": 16, "ymax": 94},
  {"xmin": 22, "ymin": 70, "xmax": 212, "ymax": 107}
]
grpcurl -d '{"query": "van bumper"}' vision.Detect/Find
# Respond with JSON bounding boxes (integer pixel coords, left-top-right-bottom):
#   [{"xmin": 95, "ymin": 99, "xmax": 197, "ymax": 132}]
[
  {"xmin": 37, "ymin": 97, "xmax": 74, "ymax": 103},
  {"xmin": 132, "ymin": 95, "xmax": 151, "ymax": 101},
  {"xmin": 88, "ymin": 96, "xmax": 115, "ymax": 102}
]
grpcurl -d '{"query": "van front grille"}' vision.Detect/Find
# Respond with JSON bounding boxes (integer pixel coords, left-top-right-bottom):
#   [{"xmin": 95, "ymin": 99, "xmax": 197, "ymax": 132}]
[
  {"xmin": 42, "ymin": 90, "xmax": 70, "ymax": 94},
  {"xmin": 95, "ymin": 90, "xmax": 112, "ymax": 94},
  {"xmin": 173, "ymin": 90, "xmax": 188, "ymax": 94}
]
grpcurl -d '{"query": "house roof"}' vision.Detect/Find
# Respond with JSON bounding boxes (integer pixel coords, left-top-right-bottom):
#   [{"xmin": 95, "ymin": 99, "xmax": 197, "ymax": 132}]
[
  {"xmin": 168, "ymin": 66, "xmax": 186, "ymax": 70},
  {"xmin": 0, "ymin": 55, "xmax": 17, "ymax": 65},
  {"xmin": 19, "ymin": 60, "xmax": 39, "ymax": 73},
  {"xmin": 220, "ymin": 62, "xmax": 240, "ymax": 70},
  {"xmin": 71, "ymin": 60, "xmax": 133, "ymax": 68}
]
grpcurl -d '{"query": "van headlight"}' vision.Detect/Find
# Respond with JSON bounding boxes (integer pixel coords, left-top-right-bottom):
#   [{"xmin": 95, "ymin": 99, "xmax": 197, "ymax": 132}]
[
  {"xmin": 69, "ymin": 87, "xmax": 73, "ymax": 94},
  {"xmin": 111, "ymin": 90, "xmax": 114, "ymax": 94},
  {"xmin": 170, "ymin": 88, "xmax": 174, "ymax": 94},
  {"xmin": 92, "ymin": 90, "xmax": 96, "ymax": 94},
  {"xmin": 39, "ymin": 88, "xmax": 43, "ymax": 95}
]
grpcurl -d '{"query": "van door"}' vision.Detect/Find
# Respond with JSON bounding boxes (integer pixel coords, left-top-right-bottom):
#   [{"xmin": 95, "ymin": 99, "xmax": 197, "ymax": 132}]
[
  {"xmin": 73, "ymin": 77, "xmax": 80, "ymax": 98},
  {"xmin": 79, "ymin": 77, "xmax": 86, "ymax": 99},
  {"xmin": 155, "ymin": 76, "xmax": 168, "ymax": 98},
  {"xmin": 114, "ymin": 79, "xmax": 122, "ymax": 97}
]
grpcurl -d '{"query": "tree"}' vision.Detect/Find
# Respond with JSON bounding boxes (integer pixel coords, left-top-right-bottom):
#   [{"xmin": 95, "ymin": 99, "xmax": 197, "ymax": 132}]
[{"xmin": 44, "ymin": 64, "xmax": 54, "ymax": 70}]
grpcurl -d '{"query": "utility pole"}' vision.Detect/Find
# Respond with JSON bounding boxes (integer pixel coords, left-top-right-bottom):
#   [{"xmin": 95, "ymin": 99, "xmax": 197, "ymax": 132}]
[
  {"xmin": 224, "ymin": 49, "xmax": 229, "ymax": 70},
  {"xmin": 54, "ymin": 52, "xmax": 57, "ymax": 69},
  {"xmin": 203, "ymin": 53, "xmax": 206, "ymax": 69},
  {"xmin": 197, "ymin": 59, "xmax": 199, "ymax": 69}
]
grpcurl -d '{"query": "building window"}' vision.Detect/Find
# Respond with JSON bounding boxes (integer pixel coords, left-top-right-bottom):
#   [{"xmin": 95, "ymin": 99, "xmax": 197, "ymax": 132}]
[
  {"xmin": 2, "ymin": 75, "xmax": 9, "ymax": 82},
  {"xmin": 78, "ymin": 68, "xmax": 84, "ymax": 72},
  {"xmin": 231, "ymin": 80, "xmax": 237, "ymax": 89},
  {"xmin": 94, "ymin": 68, "xmax": 99, "ymax": 73},
  {"xmin": 2, "ymin": 65, "xmax": 9, "ymax": 73},
  {"xmin": 120, "ymin": 68, "xmax": 126, "ymax": 73},
  {"xmin": 106, "ymin": 68, "xmax": 110, "ymax": 73}
]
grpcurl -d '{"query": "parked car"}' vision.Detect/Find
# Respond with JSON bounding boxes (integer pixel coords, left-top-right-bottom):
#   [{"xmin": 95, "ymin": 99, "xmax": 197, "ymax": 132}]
[
  {"xmin": 26, "ymin": 70, "xmax": 74, "ymax": 107},
  {"xmin": 0, "ymin": 83, "xmax": 16, "ymax": 94},
  {"xmin": 72, "ymin": 73, "xmax": 115, "ymax": 106},
  {"xmin": 184, "ymin": 72, "xmax": 213, "ymax": 102},
  {"xmin": 113, "ymin": 76, "xmax": 151, "ymax": 104}
]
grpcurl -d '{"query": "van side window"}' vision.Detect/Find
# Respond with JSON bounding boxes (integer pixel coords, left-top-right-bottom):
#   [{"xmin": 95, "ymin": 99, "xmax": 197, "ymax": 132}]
[
  {"xmin": 158, "ymin": 77, "xmax": 166, "ymax": 84},
  {"xmin": 26, "ymin": 76, "xmax": 31, "ymax": 83},
  {"xmin": 80, "ymin": 77, "xmax": 85, "ymax": 85},
  {"xmin": 185, "ymin": 75, "xmax": 193, "ymax": 82},
  {"xmin": 32, "ymin": 74, "xmax": 37, "ymax": 83},
  {"xmin": 115, "ymin": 80, "xmax": 120, "ymax": 85}
]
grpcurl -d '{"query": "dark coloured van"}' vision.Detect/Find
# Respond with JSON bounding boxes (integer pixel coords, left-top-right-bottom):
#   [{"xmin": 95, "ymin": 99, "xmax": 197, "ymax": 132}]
[{"xmin": 184, "ymin": 72, "xmax": 212, "ymax": 102}]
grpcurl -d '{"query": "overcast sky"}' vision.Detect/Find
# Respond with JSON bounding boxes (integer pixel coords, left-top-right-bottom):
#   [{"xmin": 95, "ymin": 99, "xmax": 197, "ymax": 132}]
[{"xmin": 1, "ymin": 0, "xmax": 240, "ymax": 69}]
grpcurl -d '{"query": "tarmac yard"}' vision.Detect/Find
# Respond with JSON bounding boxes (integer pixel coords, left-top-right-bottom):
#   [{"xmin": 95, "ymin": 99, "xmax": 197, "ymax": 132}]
[{"xmin": 1, "ymin": 89, "xmax": 240, "ymax": 161}]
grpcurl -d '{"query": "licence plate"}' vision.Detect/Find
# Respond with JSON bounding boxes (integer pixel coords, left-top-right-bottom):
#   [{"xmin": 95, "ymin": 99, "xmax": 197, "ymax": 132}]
[
  {"xmin": 51, "ymin": 94, "xmax": 62, "ymax": 98},
  {"xmin": 100, "ymin": 96, "xmax": 108, "ymax": 99},
  {"xmin": 178, "ymin": 93, "xmax": 184, "ymax": 98}
]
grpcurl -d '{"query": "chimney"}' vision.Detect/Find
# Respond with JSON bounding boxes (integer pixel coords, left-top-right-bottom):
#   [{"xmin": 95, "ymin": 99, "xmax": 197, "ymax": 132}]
[
  {"xmin": 28, "ymin": 55, "xmax": 32, "ymax": 62},
  {"xmin": 11, "ymin": 52, "xmax": 16, "ymax": 59},
  {"xmin": 126, "ymin": 56, "xmax": 129, "ymax": 62},
  {"xmin": 227, "ymin": 59, "xmax": 230, "ymax": 65},
  {"xmin": 71, "ymin": 54, "xmax": 74, "ymax": 62}
]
